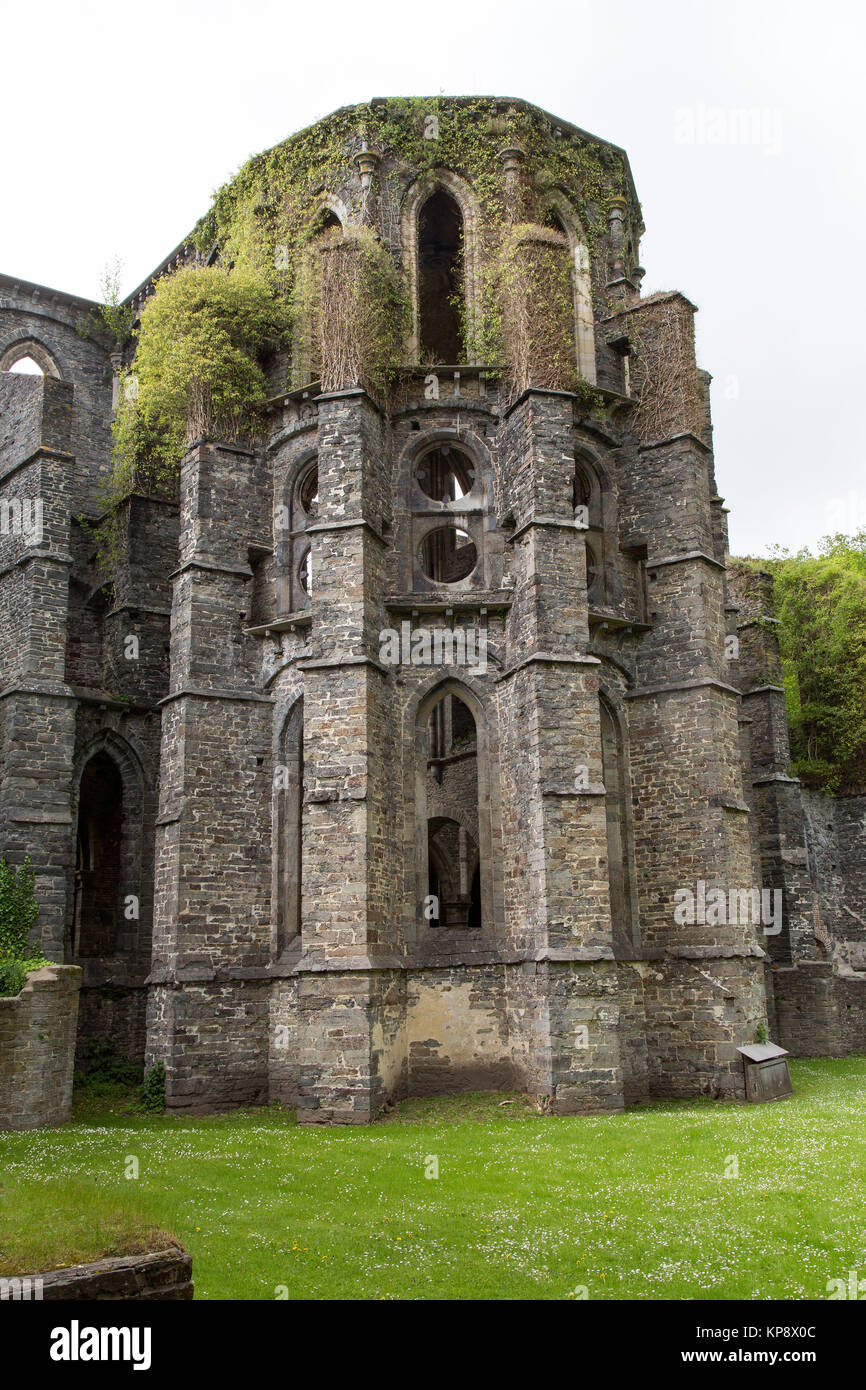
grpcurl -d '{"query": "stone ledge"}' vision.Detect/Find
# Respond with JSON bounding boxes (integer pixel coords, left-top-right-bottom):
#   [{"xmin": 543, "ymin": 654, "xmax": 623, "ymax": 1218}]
[{"xmin": 16, "ymin": 1248, "xmax": 193, "ymax": 1300}]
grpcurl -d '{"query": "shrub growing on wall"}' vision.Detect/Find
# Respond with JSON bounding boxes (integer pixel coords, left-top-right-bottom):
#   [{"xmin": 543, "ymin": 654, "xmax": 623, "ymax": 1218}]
[{"xmin": 96, "ymin": 264, "xmax": 292, "ymax": 574}]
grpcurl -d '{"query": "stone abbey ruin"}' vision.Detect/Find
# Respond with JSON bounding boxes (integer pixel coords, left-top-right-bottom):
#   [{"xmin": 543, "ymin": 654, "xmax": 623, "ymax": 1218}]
[{"xmin": 1, "ymin": 97, "xmax": 864, "ymax": 1122}]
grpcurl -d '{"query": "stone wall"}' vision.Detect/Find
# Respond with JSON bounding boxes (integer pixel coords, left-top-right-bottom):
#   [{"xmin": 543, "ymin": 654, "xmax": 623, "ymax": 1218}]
[{"xmin": 0, "ymin": 965, "xmax": 81, "ymax": 1130}]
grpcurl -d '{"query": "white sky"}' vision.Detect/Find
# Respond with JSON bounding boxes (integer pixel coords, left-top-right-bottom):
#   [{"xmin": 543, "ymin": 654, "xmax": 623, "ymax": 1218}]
[{"xmin": 2, "ymin": 0, "xmax": 863, "ymax": 557}]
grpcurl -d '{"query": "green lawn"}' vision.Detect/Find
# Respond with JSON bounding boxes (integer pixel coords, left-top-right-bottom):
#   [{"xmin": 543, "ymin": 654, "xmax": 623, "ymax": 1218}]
[{"xmin": 1, "ymin": 1058, "xmax": 865, "ymax": 1300}]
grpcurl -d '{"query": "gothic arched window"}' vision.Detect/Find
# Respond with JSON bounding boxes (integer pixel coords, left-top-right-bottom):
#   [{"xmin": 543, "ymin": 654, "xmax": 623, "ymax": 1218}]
[
  {"xmin": 276, "ymin": 457, "xmax": 318, "ymax": 613},
  {"xmin": 418, "ymin": 189, "xmax": 464, "ymax": 364},
  {"xmin": 574, "ymin": 452, "xmax": 606, "ymax": 607}
]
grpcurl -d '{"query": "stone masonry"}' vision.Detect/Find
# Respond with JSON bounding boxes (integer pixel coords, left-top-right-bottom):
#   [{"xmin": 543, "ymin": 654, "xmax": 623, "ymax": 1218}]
[{"xmin": 1, "ymin": 97, "xmax": 863, "ymax": 1122}]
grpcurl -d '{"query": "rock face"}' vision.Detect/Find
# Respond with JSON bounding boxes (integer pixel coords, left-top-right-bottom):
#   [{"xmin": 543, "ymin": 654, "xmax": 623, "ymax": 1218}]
[
  {"xmin": 0, "ymin": 966, "xmax": 81, "ymax": 1129},
  {"xmin": 0, "ymin": 97, "xmax": 862, "ymax": 1123}
]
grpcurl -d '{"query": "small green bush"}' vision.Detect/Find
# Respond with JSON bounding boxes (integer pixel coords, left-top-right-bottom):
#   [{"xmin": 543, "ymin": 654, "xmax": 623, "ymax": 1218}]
[
  {"xmin": 0, "ymin": 857, "xmax": 39, "ymax": 960},
  {"xmin": 0, "ymin": 960, "xmax": 27, "ymax": 997},
  {"xmin": 141, "ymin": 1062, "xmax": 166, "ymax": 1113},
  {"xmin": 0, "ymin": 956, "xmax": 54, "ymax": 997}
]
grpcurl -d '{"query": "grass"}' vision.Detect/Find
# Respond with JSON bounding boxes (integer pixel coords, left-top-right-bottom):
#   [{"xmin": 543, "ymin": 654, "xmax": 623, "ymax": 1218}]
[{"xmin": 1, "ymin": 1058, "xmax": 865, "ymax": 1299}]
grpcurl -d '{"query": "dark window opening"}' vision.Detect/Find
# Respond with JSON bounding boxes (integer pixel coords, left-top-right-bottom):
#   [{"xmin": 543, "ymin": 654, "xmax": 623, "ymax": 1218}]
[
  {"xmin": 574, "ymin": 467, "xmax": 592, "ymax": 515},
  {"xmin": 315, "ymin": 209, "xmax": 341, "ymax": 240},
  {"xmin": 298, "ymin": 465, "xmax": 319, "ymax": 517},
  {"xmin": 427, "ymin": 816, "xmax": 479, "ymax": 930},
  {"xmin": 415, "ymin": 445, "xmax": 474, "ymax": 503},
  {"xmin": 299, "ymin": 546, "xmax": 312, "ymax": 595},
  {"xmin": 418, "ymin": 189, "xmax": 464, "ymax": 364},
  {"xmin": 418, "ymin": 526, "xmax": 477, "ymax": 584},
  {"xmin": 542, "ymin": 209, "xmax": 567, "ymax": 235},
  {"xmin": 422, "ymin": 691, "xmax": 485, "ymax": 932},
  {"xmin": 73, "ymin": 752, "xmax": 123, "ymax": 957}
]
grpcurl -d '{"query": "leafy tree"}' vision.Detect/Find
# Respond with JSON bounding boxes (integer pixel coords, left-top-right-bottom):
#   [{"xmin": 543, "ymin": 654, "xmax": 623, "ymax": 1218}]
[{"xmin": 764, "ymin": 530, "xmax": 866, "ymax": 794}]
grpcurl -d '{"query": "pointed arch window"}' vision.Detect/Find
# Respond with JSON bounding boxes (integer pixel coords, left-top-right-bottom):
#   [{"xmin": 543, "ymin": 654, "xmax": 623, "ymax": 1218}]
[
  {"xmin": 574, "ymin": 451, "xmax": 606, "ymax": 607},
  {"xmin": 417, "ymin": 188, "xmax": 464, "ymax": 363},
  {"xmin": 277, "ymin": 457, "xmax": 318, "ymax": 613}
]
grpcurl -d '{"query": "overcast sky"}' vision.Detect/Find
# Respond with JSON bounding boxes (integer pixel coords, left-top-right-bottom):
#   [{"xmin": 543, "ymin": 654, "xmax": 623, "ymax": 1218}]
[{"xmin": 2, "ymin": 0, "xmax": 863, "ymax": 557}]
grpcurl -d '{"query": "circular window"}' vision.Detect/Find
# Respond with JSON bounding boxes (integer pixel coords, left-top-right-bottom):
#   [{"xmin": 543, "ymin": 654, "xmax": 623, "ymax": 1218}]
[
  {"xmin": 419, "ymin": 526, "xmax": 478, "ymax": 584},
  {"xmin": 415, "ymin": 446, "xmax": 474, "ymax": 503},
  {"xmin": 299, "ymin": 547, "xmax": 312, "ymax": 596},
  {"xmin": 298, "ymin": 465, "xmax": 318, "ymax": 517}
]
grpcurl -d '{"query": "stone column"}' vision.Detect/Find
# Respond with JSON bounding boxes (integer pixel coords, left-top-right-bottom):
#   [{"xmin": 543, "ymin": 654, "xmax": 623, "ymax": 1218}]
[
  {"xmin": 615, "ymin": 300, "xmax": 767, "ymax": 1096},
  {"xmin": 499, "ymin": 389, "xmax": 623, "ymax": 1113},
  {"xmin": 0, "ymin": 375, "xmax": 76, "ymax": 960},
  {"xmin": 148, "ymin": 439, "xmax": 274, "ymax": 1111},
  {"xmin": 295, "ymin": 389, "xmax": 405, "ymax": 1123}
]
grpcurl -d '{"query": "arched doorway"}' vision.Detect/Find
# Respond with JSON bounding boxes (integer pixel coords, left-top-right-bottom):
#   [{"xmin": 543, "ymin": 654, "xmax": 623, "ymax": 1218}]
[{"xmin": 73, "ymin": 751, "xmax": 123, "ymax": 957}]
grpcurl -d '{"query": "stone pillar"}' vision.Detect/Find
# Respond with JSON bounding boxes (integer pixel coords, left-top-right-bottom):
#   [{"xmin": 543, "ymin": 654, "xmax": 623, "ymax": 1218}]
[
  {"xmin": 499, "ymin": 390, "xmax": 623, "ymax": 1113},
  {"xmin": 0, "ymin": 375, "xmax": 76, "ymax": 960},
  {"xmin": 729, "ymin": 565, "xmax": 814, "ymax": 964},
  {"xmin": 148, "ymin": 439, "xmax": 274, "ymax": 1111},
  {"xmin": 614, "ymin": 308, "xmax": 768, "ymax": 1094},
  {"xmin": 498, "ymin": 146, "xmax": 527, "ymax": 223},
  {"xmin": 353, "ymin": 147, "xmax": 381, "ymax": 228},
  {"xmin": 295, "ymin": 389, "xmax": 404, "ymax": 1123}
]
